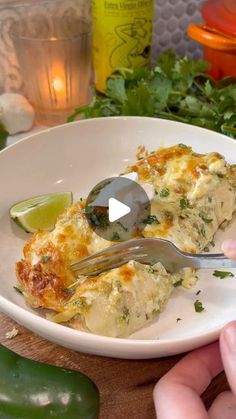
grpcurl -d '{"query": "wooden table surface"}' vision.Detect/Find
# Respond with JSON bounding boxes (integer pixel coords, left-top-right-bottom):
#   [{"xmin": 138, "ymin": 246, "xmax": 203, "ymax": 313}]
[{"xmin": 0, "ymin": 313, "xmax": 229, "ymax": 419}]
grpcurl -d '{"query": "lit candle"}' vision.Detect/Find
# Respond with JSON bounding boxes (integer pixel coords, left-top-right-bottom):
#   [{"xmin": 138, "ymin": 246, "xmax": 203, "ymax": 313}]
[
  {"xmin": 11, "ymin": 16, "xmax": 91, "ymax": 125},
  {"xmin": 53, "ymin": 77, "xmax": 64, "ymax": 93},
  {"xmin": 51, "ymin": 74, "xmax": 66, "ymax": 104}
]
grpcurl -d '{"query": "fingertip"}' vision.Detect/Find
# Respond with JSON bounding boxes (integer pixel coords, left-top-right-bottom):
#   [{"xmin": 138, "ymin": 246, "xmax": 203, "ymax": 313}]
[
  {"xmin": 220, "ymin": 321, "xmax": 236, "ymax": 354},
  {"xmin": 153, "ymin": 380, "xmax": 158, "ymax": 400},
  {"xmin": 153, "ymin": 375, "xmax": 167, "ymax": 406},
  {"xmin": 221, "ymin": 239, "xmax": 236, "ymax": 259},
  {"xmin": 153, "ymin": 377, "xmax": 170, "ymax": 417},
  {"xmin": 220, "ymin": 322, "xmax": 236, "ymax": 397}
]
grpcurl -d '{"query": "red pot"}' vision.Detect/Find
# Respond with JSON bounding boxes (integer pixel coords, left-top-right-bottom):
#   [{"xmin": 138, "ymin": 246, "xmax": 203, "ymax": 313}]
[{"xmin": 188, "ymin": 0, "xmax": 236, "ymax": 79}]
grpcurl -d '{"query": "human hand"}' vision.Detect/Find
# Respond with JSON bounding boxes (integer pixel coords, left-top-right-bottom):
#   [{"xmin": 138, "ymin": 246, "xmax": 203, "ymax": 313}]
[
  {"xmin": 153, "ymin": 322, "xmax": 236, "ymax": 418},
  {"xmin": 222, "ymin": 239, "xmax": 236, "ymax": 260},
  {"xmin": 153, "ymin": 239, "xmax": 236, "ymax": 418}
]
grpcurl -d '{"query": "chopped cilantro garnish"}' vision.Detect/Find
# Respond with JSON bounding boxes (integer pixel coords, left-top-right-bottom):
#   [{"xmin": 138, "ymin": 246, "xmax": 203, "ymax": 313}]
[
  {"xmin": 160, "ymin": 188, "xmax": 170, "ymax": 198},
  {"xmin": 83, "ymin": 206, "xmax": 93, "ymax": 214},
  {"xmin": 92, "ymin": 214, "xmax": 108, "ymax": 228},
  {"xmin": 200, "ymin": 226, "xmax": 206, "ymax": 237},
  {"xmin": 143, "ymin": 215, "xmax": 160, "ymax": 225},
  {"xmin": 203, "ymin": 246, "xmax": 210, "ymax": 252},
  {"xmin": 111, "ymin": 232, "xmax": 120, "ymax": 242},
  {"xmin": 13, "ymin": 286, "xmax": 23, "ymax": 295},
  {"xmin": 213, "ymin": 270, "xmax": 234, "ymax": 279},
  {"xmin": 85, "ymin": 206, "xmax": 109, "ymax": 228},
  {"xmin": 200, "ymin": 214, "xmax": 213, "ymax": 224},
  {"xmin": 149, "ymin": 266, "xmax": 158, "ymax": 274},
  {"xmin": 75, "ymin": 299, "xmax": 87, "ymax": 308},
  {"xmin": 41, "ymin": 255, "xmax": 50, "ymax": 263},
  {"xmin": 117, "ymin": 221, "xmax": 128, "ymax": 232},
  {"xmin": 63, "ymin": 288, "xmax": 74, "ymax": 297},
  {"xmin": 178, "ymin": 144, "xmax": 188, "ymax": 149},
  {"xmin": 173, "ymin": 279, "xmax": 183, "ymax": 287},
  {"xmin": 122, "ymin": 306, "xmax": 130, "ymax": 323},
  {"xmin": 180, "ymin": 198, "xmax": 188, "ymax": 210},
  {"xmin": 194, "ymin": 300, "xmax": 205, "ymax": 312},
  {"xmin": 210, "ymin": 240, "xmax": 215, "ymax": 247}
]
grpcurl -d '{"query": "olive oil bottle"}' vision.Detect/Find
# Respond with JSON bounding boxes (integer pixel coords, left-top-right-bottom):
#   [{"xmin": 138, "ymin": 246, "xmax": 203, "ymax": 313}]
[{"xmin": 92, "ymin": 0, "xmax": 154, "ymax": 91}]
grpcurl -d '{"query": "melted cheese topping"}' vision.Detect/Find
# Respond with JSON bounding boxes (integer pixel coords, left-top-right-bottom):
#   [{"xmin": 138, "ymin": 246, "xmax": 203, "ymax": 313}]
[{"xmin": 124, "ymin": 145, "xmax": 236, "ymax": 252}]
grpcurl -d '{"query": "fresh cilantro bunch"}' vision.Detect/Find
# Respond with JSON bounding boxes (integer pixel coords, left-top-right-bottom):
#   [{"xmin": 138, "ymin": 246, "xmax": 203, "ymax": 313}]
[{"xmin": 68, "ymin": 50, "xmax": 236, "ymax": 137}]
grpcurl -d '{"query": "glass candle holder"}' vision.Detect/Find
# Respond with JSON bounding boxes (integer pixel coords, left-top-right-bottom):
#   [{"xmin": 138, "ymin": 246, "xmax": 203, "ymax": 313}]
[{"xmin": 10, "ymin": 15, "xmax": 91, "ymax": 126}]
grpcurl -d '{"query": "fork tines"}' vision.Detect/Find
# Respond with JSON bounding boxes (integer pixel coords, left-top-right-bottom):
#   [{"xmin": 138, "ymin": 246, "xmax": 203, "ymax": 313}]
[{"xmin": 70, "ymin": 240, "xmax": 146, "ymax": 276}]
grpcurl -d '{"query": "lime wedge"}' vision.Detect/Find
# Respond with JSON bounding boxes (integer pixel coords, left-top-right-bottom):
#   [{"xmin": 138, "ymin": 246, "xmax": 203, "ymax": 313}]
[{"xmin": 10, "ymin": 192, "xmax": 73, "ymax": 233}]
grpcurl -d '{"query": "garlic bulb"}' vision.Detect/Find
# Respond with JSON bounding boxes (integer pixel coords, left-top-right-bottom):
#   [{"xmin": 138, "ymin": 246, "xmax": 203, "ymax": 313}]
[{"xmin": 0, "ymin": 93, "xmax": 35, "ymax": 135}]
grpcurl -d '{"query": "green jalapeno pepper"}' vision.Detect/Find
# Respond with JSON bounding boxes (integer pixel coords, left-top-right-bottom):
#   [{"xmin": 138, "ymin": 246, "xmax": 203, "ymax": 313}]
[{"xmin": 0, "ymin": 344, "xmax": 99, "ymax": 418}]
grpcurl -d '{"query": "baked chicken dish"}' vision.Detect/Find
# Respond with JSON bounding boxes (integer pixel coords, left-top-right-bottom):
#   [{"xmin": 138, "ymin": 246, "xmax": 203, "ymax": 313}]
[{"xmin": 16, "ymin": 144, "xmax": 236, "ymax": 337}]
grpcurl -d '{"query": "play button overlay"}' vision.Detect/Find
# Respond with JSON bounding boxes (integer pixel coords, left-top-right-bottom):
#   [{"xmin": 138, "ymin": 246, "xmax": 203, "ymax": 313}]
[
  {"xmin": 85, "ymin": 176, "xmax": 150, "ymax": 242},
  {"xmin": 108, "ymin": 198, "xmax": 131, "ymax": 222}
]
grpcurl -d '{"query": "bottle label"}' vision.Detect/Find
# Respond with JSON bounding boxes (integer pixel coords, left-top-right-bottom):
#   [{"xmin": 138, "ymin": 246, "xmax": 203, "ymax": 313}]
[{"xmin": 92, "ymin": 0, "xmax": 154, "ymax": 91}]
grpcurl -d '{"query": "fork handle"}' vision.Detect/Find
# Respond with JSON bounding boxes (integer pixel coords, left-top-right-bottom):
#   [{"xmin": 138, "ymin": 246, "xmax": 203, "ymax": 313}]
[{"xmin": 184, "ymin": 253, "xmax": 236, "ymax": 270}]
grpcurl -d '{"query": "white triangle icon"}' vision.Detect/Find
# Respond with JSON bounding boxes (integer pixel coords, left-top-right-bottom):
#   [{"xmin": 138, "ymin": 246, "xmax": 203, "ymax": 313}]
[{"xmin": 108, "ymin": 197, "xmax": 131, "ymax": 223}]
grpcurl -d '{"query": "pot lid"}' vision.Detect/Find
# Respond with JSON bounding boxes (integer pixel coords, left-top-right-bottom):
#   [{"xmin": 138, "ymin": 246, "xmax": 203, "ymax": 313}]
[{"xmin": 202, "ymin": 0, "xmax": 236, "ymax": 36}]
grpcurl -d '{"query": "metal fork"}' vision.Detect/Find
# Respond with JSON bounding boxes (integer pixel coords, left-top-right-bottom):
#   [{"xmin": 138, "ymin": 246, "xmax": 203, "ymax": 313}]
[{"xmin": 70, "ymin": 238, "xmax": 236, "ymax": 276}]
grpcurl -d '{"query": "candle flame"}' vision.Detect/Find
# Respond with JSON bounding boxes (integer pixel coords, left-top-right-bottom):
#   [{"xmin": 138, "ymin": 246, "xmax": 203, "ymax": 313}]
[{"xmin": 53, "ymin": 77, "xmax": 64, "ymax": 93}]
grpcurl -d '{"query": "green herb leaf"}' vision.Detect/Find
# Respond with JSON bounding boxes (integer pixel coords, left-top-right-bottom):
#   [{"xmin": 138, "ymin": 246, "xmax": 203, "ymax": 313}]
[
  {"xmin": 13, "ymin": 286, "xmax": 23, "ymax": 295},
  {"xmin": 106, "ymin": 78, "xmax": 127, "ymax": 104},
  {"xmin": 117, "ymin": 221, "xmax": 128, "ymax": 232},
  {"xmin": 160, "ymin": 188, "xmax": 170, "ymax": 198},
  {"xmin": 156, "ymin": 49, "xmax": 177, "ymax": 78},
  {"xmin": 75, "ymin": 298, "xmax": 87, "ymax": 308},
  {"xmin": 122, "ymin": 306, "xmax": 130, "ymax": 323},
  {"xmin": 173, "ymin": 279, "xmax": 183, "ymax": 287},
  {"xmin": 200, "ymin": 226, "xmax": 206, "ymax": 237},
  {"xmin": 213, "ymin": 270, "xmax": 234, "ymax": 279},
  {"xmin": 84, "ymin": 206, "xmax": 109, "ymax": 228},
  {"xmin": 143, "ymin": 215, "xmax": 160, "ymax": 225},
  {"xmin": 110, "ymin": 232, "xmax": 120, "ymax": 242},
  {"xmin": 83, "ymin": 206, "xmax": 93, "ymax": 214},
  {"xmin": 194, "ymin": 300, "xmax": 205, "ymax": 313},
  {"xmin": 180, "ymin": 198, "xmax": 188, "ymax": 210},
  {"xmin": 41, "ymin": 255, "xmax": 50, "ymax": 263},
  {"xmin": 200, "ymin": 214, "xmax": 213, "ymax": 224},
  {"xmin": 149, "ymin": 266, "xmax": 158, "ymax": 274},
  {"xmin": 63, "ymin": 288, "xmax": 74, "ymax": 297}
]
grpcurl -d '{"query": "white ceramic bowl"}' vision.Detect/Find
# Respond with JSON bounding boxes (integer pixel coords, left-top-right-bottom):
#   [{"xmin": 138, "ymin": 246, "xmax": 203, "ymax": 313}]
[{"xmin": 1, "ymin": 117, "xmax": 236, "ymax": 359}]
